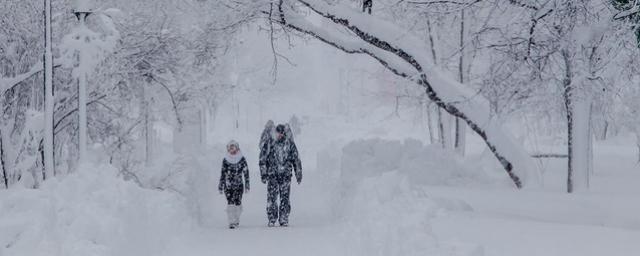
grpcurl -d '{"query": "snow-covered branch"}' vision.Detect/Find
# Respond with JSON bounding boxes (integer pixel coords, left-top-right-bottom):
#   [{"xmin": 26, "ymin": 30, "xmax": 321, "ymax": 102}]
[
  {"xmin": 0, "ymin": 62, "xmax": 61, "ymax": 96},
  {"xmin": 614, "ymin": 5, "xmax": 640, "ymax": 20},
  {"xmin": 280, "ymin": 0, "xmax": 540, "ymax": 188}
]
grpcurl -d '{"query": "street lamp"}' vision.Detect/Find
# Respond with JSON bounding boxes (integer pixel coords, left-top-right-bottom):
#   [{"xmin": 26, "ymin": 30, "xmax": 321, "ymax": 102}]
[
  {"xmin": 43, "ymin": 0, "xmax": 55, "ymax": 179},
  {"xmin": 72, "ymin": 0, "xmax": 93, "ymax": 163},
  {"xmin": 73, "ymin": 1, "xmax": 93, "ymax": 21}
]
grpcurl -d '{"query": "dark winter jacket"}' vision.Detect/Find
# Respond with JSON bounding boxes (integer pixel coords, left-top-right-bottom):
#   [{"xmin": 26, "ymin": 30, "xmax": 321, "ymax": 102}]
[
  {"xmin": 259, "ymin": 137, "xmax": 302, "ymax": 181},
  {"xmin": 218, "ymin": 155, "xmax": 250, "ymax": 192}
]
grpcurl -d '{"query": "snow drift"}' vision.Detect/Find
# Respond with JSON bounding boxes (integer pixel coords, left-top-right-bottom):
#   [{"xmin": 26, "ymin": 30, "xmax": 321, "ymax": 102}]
[
  {"xmin": 340, "ymin": 138, "xmax": 505, "ymax": 187},
  {"xmin": 334, "ymin": 139, "xmax": 485, "ymax": 256},
  {"xmin": 0, "ymin": 163, "xmax": 192, "ymax": 256}
]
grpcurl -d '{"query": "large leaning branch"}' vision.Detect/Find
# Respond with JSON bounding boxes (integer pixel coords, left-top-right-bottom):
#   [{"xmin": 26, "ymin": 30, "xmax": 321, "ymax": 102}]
[{"xmin": 278, "ymin": 0, "xmax": 539, "ymax": 188}]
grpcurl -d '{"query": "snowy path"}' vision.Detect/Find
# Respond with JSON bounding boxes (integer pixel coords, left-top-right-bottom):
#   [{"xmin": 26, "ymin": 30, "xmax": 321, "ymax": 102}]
[
  {"xmin": 163, "ymin": 164, "xmax": 348, "ymax": 256},
  {"xmin": 177, "ymin": 221, "xmax": 344, "ymax": 256},
  {"xmin": 168, "ymin": 139, "xmax": 640, "ymax": 256},
  {"xmin": 177, "ymin": 198, "xmax": 345, "ymax": 256}
]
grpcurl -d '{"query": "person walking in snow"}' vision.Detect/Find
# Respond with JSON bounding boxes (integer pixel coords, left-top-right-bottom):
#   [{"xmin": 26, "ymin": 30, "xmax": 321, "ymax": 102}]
[
  {"xmin": 362, "ymin": 0, "xmax": 372, "ymax": 14},
  {"xmin": 259, "ymin": 122, "xmax": 302, "ymax": 227},
  {"xmin": 218, "ymin": 140, "xmax": 250, "ymax": 229}
]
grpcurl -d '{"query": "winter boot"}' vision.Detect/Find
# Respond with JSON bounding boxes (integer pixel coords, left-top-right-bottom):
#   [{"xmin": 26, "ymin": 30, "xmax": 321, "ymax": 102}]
[
  {"xmin": 226, "ymin": 205, "xmax": 235, "ymax": 229},
  {"xmin": 279, "ymin": 212, "xmax": 289, "ymax": 227},
  {"xmin": 234, "ymin": 205, "xmax": 243, "ymax": 227}
]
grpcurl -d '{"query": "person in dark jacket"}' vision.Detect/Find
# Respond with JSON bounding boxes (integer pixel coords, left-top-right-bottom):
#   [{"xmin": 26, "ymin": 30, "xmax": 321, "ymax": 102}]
[
  {"xmin": 363, "ymin": 0, "xmax": 372, "ymax": 14},
  {"xmin": 259, "ymin": 123, "xmax": 302, "ymax": 227},
  {"xmin": 218, "ymin": 140, "xmax": 250, "ymax": 229}
]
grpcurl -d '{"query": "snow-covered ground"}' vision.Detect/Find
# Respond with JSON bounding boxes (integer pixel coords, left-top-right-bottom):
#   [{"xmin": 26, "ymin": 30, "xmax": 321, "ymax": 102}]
[
  {"xmin": 2, "ymin": 127, "xmax": 638, "ymax": 256},
  {"xmin": 429, "ymin": 138, "xmax": 640, "ymax": 256}
]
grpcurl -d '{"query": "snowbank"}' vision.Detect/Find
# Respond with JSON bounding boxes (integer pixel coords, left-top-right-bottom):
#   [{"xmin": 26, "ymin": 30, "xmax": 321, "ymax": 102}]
[
  {"xmin": 338, "ymin": 171, "xmax": 482, "ymax": 256},
  {"xmin": 335, "ymin": 139, "xmax": 485, "ymax": 256},
  {"xmin": 0, "ymin": 163, "xmax": 192, "ymax": 256},
  {"xmin": 340, "ymin": 138, "xmax": 507, "ymax": 187},
  {"xmin": 134, "ymin": 142, "xmax": 229, "ymax": 227}
]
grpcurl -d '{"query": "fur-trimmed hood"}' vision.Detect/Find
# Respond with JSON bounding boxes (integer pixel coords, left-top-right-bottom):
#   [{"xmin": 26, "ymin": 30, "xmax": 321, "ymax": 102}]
[{"xmin": 225, "ymin": 151, "xmax": 243, "ymax": 164}]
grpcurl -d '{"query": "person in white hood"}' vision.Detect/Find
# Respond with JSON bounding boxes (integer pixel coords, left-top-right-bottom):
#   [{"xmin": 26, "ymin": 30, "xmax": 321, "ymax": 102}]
[{"xmin": 218, "ymin": 140, "xmax": 250, "ymax": 229}]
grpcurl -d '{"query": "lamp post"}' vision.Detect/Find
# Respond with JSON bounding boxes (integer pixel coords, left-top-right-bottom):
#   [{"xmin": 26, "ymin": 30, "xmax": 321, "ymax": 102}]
[
  {"xmin": 73, "ymin": 0, "xmax": 93, "ymax": 163},
  {"xmin": 43, "ymin": 0, "xmax": 54, "ymax": 179}
]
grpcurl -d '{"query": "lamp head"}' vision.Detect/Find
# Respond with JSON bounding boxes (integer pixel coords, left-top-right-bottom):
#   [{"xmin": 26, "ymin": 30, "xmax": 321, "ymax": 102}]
[{"xmin": 73, "ymin": 0, "xmax": 94, "ymax": 18}]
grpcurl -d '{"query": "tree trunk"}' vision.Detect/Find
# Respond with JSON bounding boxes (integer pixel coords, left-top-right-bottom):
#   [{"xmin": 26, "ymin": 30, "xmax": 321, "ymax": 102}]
[
  {"xmin": 199, "ymin": 109, "xmax": 206, "ymax": 146},
  {"xmin": 426, "ymin": 17, "xmax": 453, "ymax": 150},
  {"xmin": 78, "ymin": 53, "xmax": 88, "ymax": 163},
  {"xmin": 455, "ymin": 118, "xmax": 466, "ymax": 155},
  {"xmin": 454, "ymin": 9, "xmax": 467, "ymax": 156},
  {"xmin": 426, "ymin": 103, "xmax": 437, "ymax": 144},
  {"xmin": 588, "ymin": 103, "xmax": 594, "ymax": 176},
  {"xmin": 426, "ymin": 18, "xmax": 438, "ymax": 66},
  {"xmin": 425, "ymin": 18, "xmax": 440, "ymax": 146},
  {"xmin": 635, "ymin": 131, "xmax": 640, "ymax": 164},
  {"xmin": 439, "ymin": 109, "xmax": 453, "ymax": 150},
  {"xmin": 43, "ymin": 0, "xmax": 55, "ymax": 180},
  {"xmin": 562, "ymin": 50, "xmax": 575, "ymax": 193},
  {"xmin": 0, "ymin": 130, "xmax": 8, "ymax": 189},
  {"xmin": 143, "ymin": 85, "xmax": 153, "ymax": 166},
  {"xmin": 144, "ymin": 101, "xmax": 151, "ymax": 165},
  {"xmin": 563, "ymin": 50, "xmax": 589, "ymax": 193}
]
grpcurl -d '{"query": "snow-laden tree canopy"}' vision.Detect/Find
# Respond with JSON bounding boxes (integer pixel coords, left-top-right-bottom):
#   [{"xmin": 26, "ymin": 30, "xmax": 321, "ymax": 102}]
[{"xmin": 272, "ymin": 0, "xmax": 540, "ymax": 188}]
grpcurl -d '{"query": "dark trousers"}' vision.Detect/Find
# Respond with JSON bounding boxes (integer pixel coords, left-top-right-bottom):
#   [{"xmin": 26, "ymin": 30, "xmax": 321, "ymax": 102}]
[
  {"xmin": 266, "ymin": 174, "xmax": 291, "ymax": 224},
  {"xmin": 225, "ymin": 186, "xmax": 243, "ymax": 206}
]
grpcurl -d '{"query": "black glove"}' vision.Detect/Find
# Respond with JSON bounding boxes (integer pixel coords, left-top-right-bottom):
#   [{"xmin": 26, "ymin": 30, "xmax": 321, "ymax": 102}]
[
  {"xmin": 296, "ymin": 175, "xmax": 302, "ymax": 185},
  {"xmin": 261, "ymin": 175, "xmax": 267, "ymax": 184}
]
